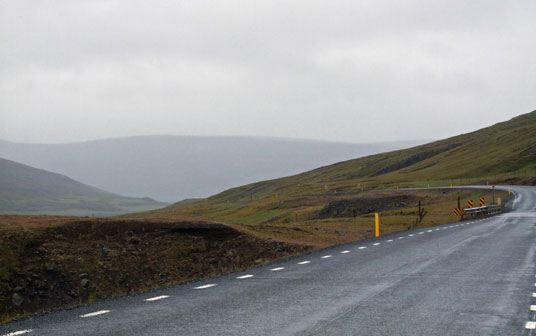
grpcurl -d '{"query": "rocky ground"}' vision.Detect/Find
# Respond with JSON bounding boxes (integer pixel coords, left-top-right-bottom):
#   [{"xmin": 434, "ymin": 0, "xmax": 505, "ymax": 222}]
[{"xmin": 0, "ymin": 216, "xmax": 310, "ymax": 323}]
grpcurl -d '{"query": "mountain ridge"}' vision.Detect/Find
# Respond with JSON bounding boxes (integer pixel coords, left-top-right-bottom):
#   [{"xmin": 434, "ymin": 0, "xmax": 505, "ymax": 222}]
[
  {"xmin": 0, "ymin": 158, "xmax": 165, "ymax": 216},
  {"xmin": 0, "ymin": 136, "xmax": 426, "ymax": 202}
]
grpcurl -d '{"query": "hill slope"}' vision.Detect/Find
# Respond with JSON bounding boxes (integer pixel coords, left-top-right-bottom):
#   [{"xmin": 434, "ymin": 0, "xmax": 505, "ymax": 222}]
[
  {"xmin": 210, "ymin": 109, "xmax": 536, "ymax": 200},
  {"xmin": 0, "ymin": 158, "xmax": 165, "ymax": 216},
  {"xmin": 0, "ymin": 136, "xmax": 425, "ymax": 202},
  {"xmin": 137, "ymin": 110, "xmax": 535, "ymax": 224}
]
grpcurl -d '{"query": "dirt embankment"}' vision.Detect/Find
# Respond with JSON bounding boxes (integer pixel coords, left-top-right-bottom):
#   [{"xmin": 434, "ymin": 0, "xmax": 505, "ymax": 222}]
[
  {"xmin": 316, "ymin": 194, "xmax": 421, "ymax": 219},
  {"xmin": 0, "ymin": 216, "xmax": 310, "ymax": 323}
]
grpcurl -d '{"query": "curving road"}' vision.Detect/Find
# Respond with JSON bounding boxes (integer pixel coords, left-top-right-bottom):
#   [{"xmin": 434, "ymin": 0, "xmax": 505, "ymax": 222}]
[{"xmin": 1, "ymin": 185, "xmax": 535, "ymax": 336}]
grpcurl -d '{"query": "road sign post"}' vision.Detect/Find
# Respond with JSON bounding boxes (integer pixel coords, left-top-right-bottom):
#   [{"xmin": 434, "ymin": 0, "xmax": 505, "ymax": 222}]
[{"xmin": 375, "ymin": 213, "xmax": 380, "ymax": 237}]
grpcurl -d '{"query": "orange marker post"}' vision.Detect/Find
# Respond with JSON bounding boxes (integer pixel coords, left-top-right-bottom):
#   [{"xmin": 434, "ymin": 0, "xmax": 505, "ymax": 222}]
[{"xmin": 375, "ymin": 213, "xmax": 380, "ymax": 237}]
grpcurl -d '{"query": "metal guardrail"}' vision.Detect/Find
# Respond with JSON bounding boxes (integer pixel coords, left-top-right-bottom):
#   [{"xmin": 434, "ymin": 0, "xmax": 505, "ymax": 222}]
[{"xmin": 463, "ymin": 204, "xmax": 502, "ymax": 216}]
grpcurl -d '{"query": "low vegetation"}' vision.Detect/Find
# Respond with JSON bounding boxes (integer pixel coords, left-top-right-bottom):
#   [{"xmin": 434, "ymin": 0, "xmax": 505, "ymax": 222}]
[{"xmin": 132, "ymin": 188, "xmax": 508, "ymax": 248}]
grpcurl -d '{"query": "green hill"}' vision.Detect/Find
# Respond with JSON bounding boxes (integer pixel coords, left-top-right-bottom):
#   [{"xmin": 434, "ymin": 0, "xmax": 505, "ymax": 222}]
[
  {"xmin": 135, "ymin": 110, "xmax": 535, "ymax": 227},
  {"xmin": 0, "ymin": 158, "xmax": 166, "ymax": 216}
]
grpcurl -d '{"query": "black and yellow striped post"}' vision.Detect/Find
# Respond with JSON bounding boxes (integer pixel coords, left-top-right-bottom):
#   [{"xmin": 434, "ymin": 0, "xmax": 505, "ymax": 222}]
[
  {"xmin": 479, "ymin": 197, "xmax": 486, "ymax": 206},
  {"xmin": 467, "ymin": 199, "xmax": 474, "ymax": 208},
  {"xmin": 453, "ymin": 208, "xmax": 466, "ymax": 216}
]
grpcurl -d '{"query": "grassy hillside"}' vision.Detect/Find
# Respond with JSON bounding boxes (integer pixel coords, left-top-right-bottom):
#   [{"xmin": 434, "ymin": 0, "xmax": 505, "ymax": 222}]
[
  {"xmin": 129, "ymin": 110, "xmax": 534, "ymax": 244},
  {"xmin": 0, "ymin": 158, "xmax": 166, "ymax": 216},
  {"xmin": 205, "ymin": 109, "xmax": 535, "ymax": 201}
]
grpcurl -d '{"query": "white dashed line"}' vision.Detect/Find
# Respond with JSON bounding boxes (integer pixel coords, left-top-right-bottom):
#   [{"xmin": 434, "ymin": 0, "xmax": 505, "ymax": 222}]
[
  {"xmin": 435, "ymin": 229, "xmax": 440, "ymax": 231},
  {"xmin": 2, "ymin": 330, "xmax": 33, "ymax": 336},
  {"xmin": 418, "ymin": 232, "xmax": 424, "ymax": 234},
  {"xmin": 442, "ymin": 227, "xmax": 447, "ymax": 230},
  {"xmin": 195, "ymin": 284, "xmax": 217, "ymax": 289},
  {"xmin": 341, "ymin": 250, "xmax": 350, "ymax": 254},
  {"xmin": 373, "ymin": 243, "xmax": 380, "ymax": 246},
  {"xmin": 387, "ymin": 239, "xmax": 394, "ymax": 242},
  {"xmin": 321, "ymin": 255, "xmax": 332, "ymax": 259},
  {"xmin": 237, "ymin": 274, "xmax": 254, "ymax": 279},
  {"xmin": 145, "ymin": 295, "xmax": 169, "ymax": 302},
  {"xmin": 358, "ymin": 246, "xmax": 367, "ymax": 249},
  {"xmin": 427, "ymin": 230, "xmax": 433, "ymax": 232},
  {"xmin": 397, "ymin": 237, "xmax": 404, "ymax": 239},
  {"xmin": 408, "ymin": 234, "xmax": 414, "ymax": 237},
  {"xmin": 80, "ymin": 310, "xmax": 110, "ymax": 318},
  {"xmin": 298, "ymin": 261, "xmax": 310, "ymax": 264},
  {"xmin": 271, "ymin": 267, "xmax": 285, "ymax": 271},
  {"xmin": 449, "ymin": 226, "xmax": 453, "ymax": 228},
  {"xmin": 531, "ymin": 305, "xmax": 536, "ymax": 311},
  {"xmin": 526, "ymin": 321, "xmax": 536, "ymax": 329}
]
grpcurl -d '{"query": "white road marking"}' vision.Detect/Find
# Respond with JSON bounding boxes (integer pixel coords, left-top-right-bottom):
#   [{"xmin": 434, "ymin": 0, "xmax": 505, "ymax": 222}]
[
  {"xmin": 387, "ymin": 239, "xmax": 394, "ymax": 242},
  {"xmin": 398, "ymin": 237, "xmax": 404, "ymax": 239},
  {"xmin": 298, "ymin": 261, "xmax": 310, "ymax": 264},
  {"xmin": 449, "ymin": 226, "xmax": 453, "ymax": 228},
  {"xmin": 408, "ymin": 234, "xmax": 414, "ymax": 237},
  {"xmin": 435, "ymin": 229, "xmax": 440, "ymax": 231},
  {"xmin": 80, "ymin": 310, "xmax": 110, "ymax": 318},
  {"xmin": 358, "ymin": 246, "xmax": 367, "ymax": 249},
  {"xmin": 442, "ymin": 227, "xmax": 447, "ymax": 230},
  {"xmin": 271, "ymin": 267, "xmax": 285, "ymax": 271},
  {"xmin": 341, "ymin": 250, "xmax": 350, "ymax": 254},
  {"xmin": 373, "ymin": 243, "xmax": 380, "ymax": 246},
  {"xmin": 418, "ymin": 232, "xmax": 424, "ymax": 234},
  {"xmin": 145, "ymin": 295, "xmax": 169, "ymax": 302},
  {"xmin": 236, "ymin": 274, "xmax": 254, "ymax": 279},
  {"xmin": 526, "ymin": 321, "xmax": 536, "ymax": 329},
  {"xmin": 321, "ymin": 255, "xmax": 332, "ymax": 259},
  {"xmin": 194, "ymin": 284, "xmax": 217, "ymax": 289},
  {"xmin": 2, "ymin": 330, "xmax": 33, "ymax": 336},
  {"xmin": 532, "ymin": 293, "xmax": 536, "ymax": 297},
  {"xmin": 427, "ymin": 230, "xmax": 433, "ymax": 232},
  {"xmin": 531, "ymin": 305, "xmax": 536, "ymax": 311}
]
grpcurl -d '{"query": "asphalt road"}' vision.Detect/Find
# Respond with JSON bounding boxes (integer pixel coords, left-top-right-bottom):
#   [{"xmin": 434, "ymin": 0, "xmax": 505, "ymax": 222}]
[{"xmin": 2, "ymin": 185, "xmax": 535, "ymax": 336}]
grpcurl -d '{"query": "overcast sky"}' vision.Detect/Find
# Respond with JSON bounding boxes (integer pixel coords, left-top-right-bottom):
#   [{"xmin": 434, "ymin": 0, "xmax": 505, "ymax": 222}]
[{"xmin": 1, "ymin": 0, "xmax": 535, "ymax": 144}]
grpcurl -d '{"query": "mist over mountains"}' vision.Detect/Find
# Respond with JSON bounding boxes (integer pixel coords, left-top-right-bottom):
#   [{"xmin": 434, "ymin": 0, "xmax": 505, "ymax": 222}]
[{"xmin": 0, "ymin": 136, "xmax": 425, "ymax": 202}]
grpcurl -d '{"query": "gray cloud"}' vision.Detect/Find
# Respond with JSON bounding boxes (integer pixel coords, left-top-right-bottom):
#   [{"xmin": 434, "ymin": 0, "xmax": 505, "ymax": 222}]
[{"xmin": 1, "ymin": 0, "xmax": 535, "ymax": 143}]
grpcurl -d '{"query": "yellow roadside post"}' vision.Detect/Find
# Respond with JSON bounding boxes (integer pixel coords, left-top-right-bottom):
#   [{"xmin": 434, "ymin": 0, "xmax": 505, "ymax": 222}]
[
  {"xmin": 427, "ymin": 184, "xmax": 430, "ymax": 188},
  {"xmin": 498, "ymin": 198, "xmax": 501, "ymax": 205},
  {"xmin": 375, "ymin": 213, "xmax": 380, "ymax": 237},
  {"xmin": 508, "ymin": 188, "xmax": 511, "ymax": 196}
]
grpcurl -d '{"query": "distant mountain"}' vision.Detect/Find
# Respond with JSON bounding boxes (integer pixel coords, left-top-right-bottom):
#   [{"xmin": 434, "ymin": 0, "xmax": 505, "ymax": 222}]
[
  {"xmin": 0, "ymin": 158, "xmax": 165, "ymax": 216},
  {"xmin": 0, "ymin": 136, "xmax": 425, "ymax": 202}
]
